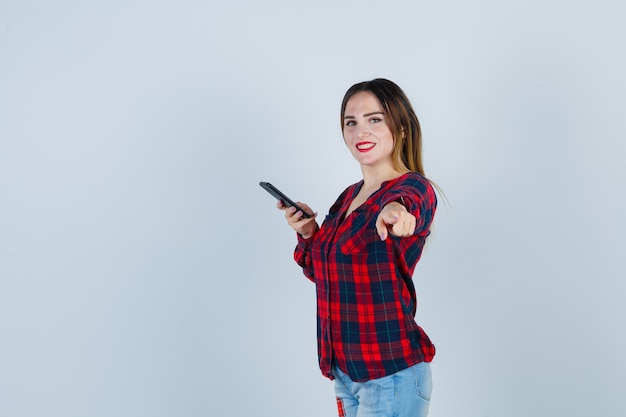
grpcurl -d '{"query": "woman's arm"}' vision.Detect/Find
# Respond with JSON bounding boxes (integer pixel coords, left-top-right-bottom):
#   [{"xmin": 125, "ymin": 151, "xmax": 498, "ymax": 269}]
[
  {"xmin": 376, "ymin": 175, "xmax": 437, "ymax": 240},
  {"xmin": 277, "ymin": 200, "xmax": 319, "ymax": 281}
]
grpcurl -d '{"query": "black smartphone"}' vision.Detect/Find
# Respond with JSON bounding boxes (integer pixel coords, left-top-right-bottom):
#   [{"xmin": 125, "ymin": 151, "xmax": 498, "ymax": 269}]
[{"xmin": 259, "ymin": 181, "xmax": 311, "ymax": 218}]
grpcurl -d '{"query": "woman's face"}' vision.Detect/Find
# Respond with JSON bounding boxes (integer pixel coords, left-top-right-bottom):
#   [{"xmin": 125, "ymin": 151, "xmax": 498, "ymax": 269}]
[{"xmin": 342, "ymin": 91, "xmax": 395, "ymax": 170}]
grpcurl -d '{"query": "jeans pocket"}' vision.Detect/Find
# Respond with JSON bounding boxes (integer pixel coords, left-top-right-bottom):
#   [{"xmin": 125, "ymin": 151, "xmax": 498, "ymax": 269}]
[{"xmin": 412, "ymin": 362, "xmax": 433, "ymax": 401}]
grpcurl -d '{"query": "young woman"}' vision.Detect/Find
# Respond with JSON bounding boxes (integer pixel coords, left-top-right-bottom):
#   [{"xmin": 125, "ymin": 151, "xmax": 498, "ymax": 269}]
[{"xmin": 278, "ymin": 78, "xmax": 437, "ymax": 417}]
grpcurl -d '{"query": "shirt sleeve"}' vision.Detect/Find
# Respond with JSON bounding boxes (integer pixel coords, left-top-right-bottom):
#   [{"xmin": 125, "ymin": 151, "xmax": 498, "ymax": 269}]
[
  {"xmin": 294, "ymin": 233, "xmax": 315, "ymax": 282},
  {"xmin": 380, "ymin": 174, "xmax": 437, "ymax": 237}
]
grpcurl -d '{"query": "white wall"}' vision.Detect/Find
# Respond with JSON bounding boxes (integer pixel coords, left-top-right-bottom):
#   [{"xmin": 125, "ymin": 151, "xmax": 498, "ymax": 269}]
[{"xmin": 1, "ymin": 1, "xmax": 625, "ymax": 416}]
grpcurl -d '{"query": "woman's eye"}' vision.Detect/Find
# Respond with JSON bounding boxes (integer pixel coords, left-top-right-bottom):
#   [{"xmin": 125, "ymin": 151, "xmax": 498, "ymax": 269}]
[
  {"xmin": 370, "ymin": 118, "xmax": 381, "ymax": 123},
  {"xmin": 345, "ymin": 120, "xmax": 356, "ymax": 126}
]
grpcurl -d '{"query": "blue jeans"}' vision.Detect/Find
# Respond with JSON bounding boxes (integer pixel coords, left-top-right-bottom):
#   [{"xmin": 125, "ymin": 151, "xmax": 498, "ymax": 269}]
[{"xmin": 332, "ymin": 362, "xmax": 432, "ymax": 417}]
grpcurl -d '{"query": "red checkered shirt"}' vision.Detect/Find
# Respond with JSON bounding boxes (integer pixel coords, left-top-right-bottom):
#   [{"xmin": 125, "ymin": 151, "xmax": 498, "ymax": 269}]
[{"xmin": 295, "ymin": 172, "xmax": 436, "ymax": 382}]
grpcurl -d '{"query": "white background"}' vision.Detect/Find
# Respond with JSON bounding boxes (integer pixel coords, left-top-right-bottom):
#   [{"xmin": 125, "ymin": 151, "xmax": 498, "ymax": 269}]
[{"xmin": 1, "ymin": 1, "xmax": 625, "ymax": 416}]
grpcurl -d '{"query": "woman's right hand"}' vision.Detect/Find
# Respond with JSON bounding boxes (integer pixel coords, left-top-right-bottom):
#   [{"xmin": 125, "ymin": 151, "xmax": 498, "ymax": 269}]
[{"xmin": 277, "ymin": 201, "xmax": 319, "ymax": 239}]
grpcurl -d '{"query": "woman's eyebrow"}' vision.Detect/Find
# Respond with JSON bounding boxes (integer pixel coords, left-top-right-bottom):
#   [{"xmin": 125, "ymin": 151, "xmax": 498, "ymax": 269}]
[{"xmin": 343, "ymin": 111, "xmax": 385, "ymax": 119}]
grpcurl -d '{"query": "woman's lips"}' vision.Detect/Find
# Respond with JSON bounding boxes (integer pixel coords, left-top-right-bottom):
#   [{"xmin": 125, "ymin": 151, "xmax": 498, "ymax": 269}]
[{"xmin": 356, "ymin": 142, "xmax": 375, "ymax": 153}]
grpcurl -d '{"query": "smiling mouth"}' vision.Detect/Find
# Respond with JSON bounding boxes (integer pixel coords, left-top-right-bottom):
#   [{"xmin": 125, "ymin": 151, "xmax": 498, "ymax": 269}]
[{"xmin": 356, "ymin": 142, "xmax": 375, "ymax": 152}]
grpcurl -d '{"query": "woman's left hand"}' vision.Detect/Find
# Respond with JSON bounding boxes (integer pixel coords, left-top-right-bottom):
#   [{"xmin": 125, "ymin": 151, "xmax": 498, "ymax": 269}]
[{"xmin": 375, "ymin": 202, "xmax": 416, "ymax": 240}]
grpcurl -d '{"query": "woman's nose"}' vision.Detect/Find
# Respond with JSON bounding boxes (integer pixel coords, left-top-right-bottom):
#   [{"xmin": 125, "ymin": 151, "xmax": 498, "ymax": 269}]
[{"xmin": 357, "ymin": 125, "xmax": 371, "ymax": 138}]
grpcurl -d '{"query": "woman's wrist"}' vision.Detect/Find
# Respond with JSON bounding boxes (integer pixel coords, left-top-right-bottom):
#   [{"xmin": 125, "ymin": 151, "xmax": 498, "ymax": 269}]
[{"xmin": 299, "ymin": 225, "xmax": 319, "ymax": 240}]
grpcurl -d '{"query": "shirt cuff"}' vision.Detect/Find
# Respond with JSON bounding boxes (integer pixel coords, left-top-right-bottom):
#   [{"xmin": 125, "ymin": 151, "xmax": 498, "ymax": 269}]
[{"xmin": 297, "ymin": 232, "xmax": 315, "ymax": 243}]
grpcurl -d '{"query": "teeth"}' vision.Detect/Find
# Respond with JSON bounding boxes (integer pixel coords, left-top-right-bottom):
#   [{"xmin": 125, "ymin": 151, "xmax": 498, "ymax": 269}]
[{"xmin": 357, "ymin": 143, "xmax": 375, "ymax": 150}]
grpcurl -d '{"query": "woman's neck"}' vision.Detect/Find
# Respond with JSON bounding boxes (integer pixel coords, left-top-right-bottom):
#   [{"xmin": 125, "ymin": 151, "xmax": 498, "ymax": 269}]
[{"xmin": 360, "ymin": 164, "xmax": 406, "ymax": 190}]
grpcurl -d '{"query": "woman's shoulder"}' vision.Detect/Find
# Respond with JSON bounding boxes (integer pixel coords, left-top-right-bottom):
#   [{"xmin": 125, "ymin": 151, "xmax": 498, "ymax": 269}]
[
  {"xmin": 387, "ymin": 172, "xmax": 437, "ymax": 205},
  {"xmin": 393, "ymin": 171, "xmax": 432, "ymax": 190}
]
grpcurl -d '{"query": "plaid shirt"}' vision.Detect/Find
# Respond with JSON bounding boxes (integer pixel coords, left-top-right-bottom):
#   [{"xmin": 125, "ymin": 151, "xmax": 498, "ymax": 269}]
[{"xmin": 295, "ymin": 172, "xmax": 436, "ymax": 382}]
